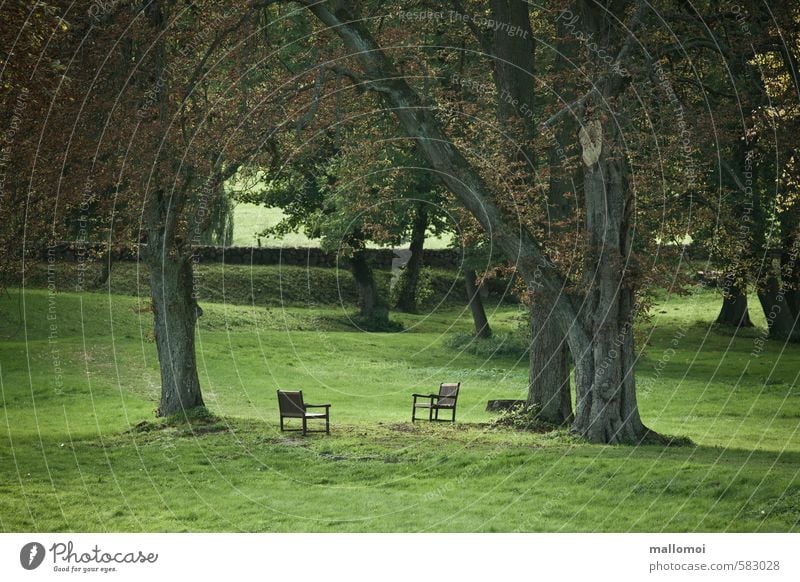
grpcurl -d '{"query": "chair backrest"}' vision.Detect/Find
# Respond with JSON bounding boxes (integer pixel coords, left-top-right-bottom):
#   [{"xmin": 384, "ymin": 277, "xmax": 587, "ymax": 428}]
[
  {"xmin": 277, "ymin": 390, "xmax": 306, "ymax": 417},
  {"xmin": 438, "ymin": 383, "xmax": 460, "ymax": 406}
]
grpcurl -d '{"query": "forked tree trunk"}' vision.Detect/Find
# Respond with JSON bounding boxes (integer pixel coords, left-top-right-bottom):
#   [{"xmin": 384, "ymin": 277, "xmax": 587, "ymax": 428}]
[
  {"xmin": 716, "ymin": 273, "xmax": 753, "ymax": 327},
  {"xmin": 528, "ymin": 301, "xmax": 572, "ymax": 424},
  {"xmin": 569, "ymin": 119, "xmax": 651, "ymax": 444},
  {"xmin": 464, "ymin": 269, "xmax": 491, "ymax": 339},
  {"xmin": 394, "ymin": 206, "xmax": 427, "ymax": 313},
  {"xmin": 148, "ymin": 251, "xmax": 204, "ymax": 417}
]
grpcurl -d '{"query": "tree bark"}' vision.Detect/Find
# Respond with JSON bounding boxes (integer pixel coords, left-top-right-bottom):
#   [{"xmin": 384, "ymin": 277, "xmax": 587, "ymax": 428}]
[
  {"xmin": 528, "ymin": 301, "xmax": 572, "ymax": 424},
  {"xmin": 141, "ymin": 0, "xmax": 205, "ymax": 418},
  {"xmin": 464, "ymin": 269, "xmax": 491, "ymax": 339},
  {"xmin": 758, "ymin": 273, "xmax": 799, "ymax": 341},
  {"xmin": 92, "ymin": 250, "xmax": 112, "ymax": 288},
  {"xmin": 716, "ymin": 275, "xmax": 754, "ymax": 328},
  {"xmin": 527, "ymin": 9, "xmax": 582, "ymax": 424},
  {"xmin": 394, "ymin": 205, "xmax": 427, "ymax": 313},
  {"xmin": 149, "ymin": 251, "xmax": 205, "ymax": 417},
  {"xmin": 568, "ymin": 117, "xmax": 651, "ymax": 444},
  {"xmin": 351, "ymin": 249, "xmax": 388, "ymax": 323}
]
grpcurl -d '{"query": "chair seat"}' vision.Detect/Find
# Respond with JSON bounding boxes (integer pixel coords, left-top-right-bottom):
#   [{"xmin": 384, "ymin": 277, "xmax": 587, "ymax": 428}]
[
  {"xmin": 303, "ymin": 412, "xmax": 328, "ymax": 418},
  {"xmin": 411, "ymin": 383, "xmax": 460, "ymax": 423}
]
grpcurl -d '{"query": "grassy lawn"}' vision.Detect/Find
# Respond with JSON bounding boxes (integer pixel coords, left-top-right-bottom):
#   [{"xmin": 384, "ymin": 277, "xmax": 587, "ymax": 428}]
[
  {"xmin": 0, "ymin": 276, "xmax": 798, "ymax": 532},
  {"xmin": 232, "ymin": 202, "xmax": 454, "ymax": 249}
]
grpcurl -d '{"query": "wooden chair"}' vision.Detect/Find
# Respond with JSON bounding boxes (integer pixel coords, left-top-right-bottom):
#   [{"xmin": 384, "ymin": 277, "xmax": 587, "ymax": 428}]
[
  {"xmin": 411, "ymin": 382, "xmax": 461, "ymax": 423},
  {"xmin": 277, "ymin": 390, "xmax": 330, "ymax": 435}
]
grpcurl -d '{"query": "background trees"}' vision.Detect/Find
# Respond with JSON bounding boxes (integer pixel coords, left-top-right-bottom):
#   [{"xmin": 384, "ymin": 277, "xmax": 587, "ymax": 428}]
[{"xmin": 4, "ymin": 0, "xmax": 797, "ymax": 441}]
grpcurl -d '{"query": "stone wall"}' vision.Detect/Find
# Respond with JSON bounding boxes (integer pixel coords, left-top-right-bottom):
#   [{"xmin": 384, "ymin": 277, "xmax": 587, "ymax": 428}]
[{"xmin": 43, "ymin": 243, "xmax": 462, "ymax": 270}]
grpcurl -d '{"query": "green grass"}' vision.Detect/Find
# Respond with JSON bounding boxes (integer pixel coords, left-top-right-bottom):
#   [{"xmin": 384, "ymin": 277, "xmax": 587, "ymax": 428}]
[
  {"xmin": 0, "ymin": 279, "xmax": 798, "ymax": 532},
  {"xmin": 231, "ymin": 202, "xmax": 454, "ymax": 249}
]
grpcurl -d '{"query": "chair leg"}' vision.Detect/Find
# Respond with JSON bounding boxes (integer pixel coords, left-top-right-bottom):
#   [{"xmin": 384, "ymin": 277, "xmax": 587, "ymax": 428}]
[
  {"xmin": 280, "ymin": 416, "xmax": 284, "ymax": 432},
  {"xmin": 325, "ymin": 414, "xmax": 330, "ymax": 435},
  {"xmin": 435, "ymin": 408, "xmax": 439, "ymax": 421},
  {"xmin": 412, "ymin": 404, "xmax": 416, "ymax": 422},
  {"xmin": 429, "ymin": 406, "xmax": 433, "ymax": 421},
  {"xmin": 302, "ymin": 417, "xmax": 307, "ymax": 436},
  {"xmin": 452, "ymin": 408, "xmax": 456, "ymax": 423}
]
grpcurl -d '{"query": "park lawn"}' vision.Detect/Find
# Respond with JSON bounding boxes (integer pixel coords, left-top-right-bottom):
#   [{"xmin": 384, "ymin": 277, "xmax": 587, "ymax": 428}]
[
  {"xmin": 0, "ymin": 284, "xmax": 798, "ymax": 532},
  {"xmin": 231, "ymin": 202, "xmax": 454, "ymax": 249}
]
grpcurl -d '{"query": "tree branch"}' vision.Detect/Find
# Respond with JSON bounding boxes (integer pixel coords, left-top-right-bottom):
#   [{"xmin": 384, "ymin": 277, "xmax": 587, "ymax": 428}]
[{"xmin": 301, "ymin": 0, "xmax": 579, "ymax": 322}]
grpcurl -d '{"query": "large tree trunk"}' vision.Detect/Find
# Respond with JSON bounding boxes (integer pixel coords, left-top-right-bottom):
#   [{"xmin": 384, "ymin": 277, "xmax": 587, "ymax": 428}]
[
  {"xmin": 716, "ymin": 274, "xmax": 754, "ymax": 327},
  {"xmin": 570, "ymin": 288, "xmax": 647, "ymax": 443},
  {"xmin": 351, "ymin": 249, "xmax": 388, "ymax": 323},
  {"xmin": 149, "ymin": 252, "xmax": 205, "ymax": 417},
  {"xmin": 781, "ymin": 243, "xmax": 800, "ymax": 337},
  {"xmin": 394, "ymin": 205, "xmax": 427, "ymax": 313},
  {"xmin": 526, "ymin": 10, "xmax": 581, "ymax": 424},
  {"xmin": 569, "ymin": 118, "xmax": 651, "ymax": 444},
  {"xmin": 464, "ymin": 269, "xmax": 491, "ymax": 339},
  {"xmin": 528, "ymin": 301, "xmax": 572, "ymax": 424}
]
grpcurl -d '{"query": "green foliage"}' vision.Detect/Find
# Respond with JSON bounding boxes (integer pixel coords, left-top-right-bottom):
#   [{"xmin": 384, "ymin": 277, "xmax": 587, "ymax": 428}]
[
  {"xmin": 349, "ymin": 312, "xmax": 404, "ymax": 333},
  {"xmin": 199, "ymin": 193, "xmax": 235, "ymax": 246},
  {"xmin": 488, "ymin": 403, "xmax": 552, "ymax": 432},
  {"xmin": 390, "ymin": 265, "xmax": 435, "ymax": 310}
]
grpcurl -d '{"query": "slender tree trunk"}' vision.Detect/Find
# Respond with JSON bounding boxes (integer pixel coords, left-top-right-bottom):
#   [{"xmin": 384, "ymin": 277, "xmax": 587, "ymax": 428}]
[
  {"xmin": 351, "ymin": 249, "xmax": 388, "ymax": 323},
  {"xmin": 140, "ymin": 0, "xmax": 205, "ymax": 418},
  {"xmin": 528, "ymin": 301, "xmax": 571, "ymax": 424},
  {"xmin": 464, "ymin": 269, "xmax": 491, "ymax": 339},
  {"xmin": 149, "ymin": 252, "xmax": 205, "ymax": 416},
  {"xmin": 716, "ymin": 274, "xmax": 754, "ymax": 327},
  {"xmin": 394, "ymin": 206, "xmax": 427, "ymax": 313}
]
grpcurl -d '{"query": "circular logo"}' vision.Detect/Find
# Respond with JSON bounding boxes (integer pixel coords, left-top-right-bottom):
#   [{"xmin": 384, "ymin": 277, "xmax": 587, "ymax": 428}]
[{"xmin": 20, "ymin": 542, "xmax": 46, "ymax": 570}]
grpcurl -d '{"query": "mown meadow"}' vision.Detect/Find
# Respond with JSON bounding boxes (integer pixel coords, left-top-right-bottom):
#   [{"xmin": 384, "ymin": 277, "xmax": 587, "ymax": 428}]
[{"xmin": 1, "ymin": 262, "xmax": 798, "ymax": 532}]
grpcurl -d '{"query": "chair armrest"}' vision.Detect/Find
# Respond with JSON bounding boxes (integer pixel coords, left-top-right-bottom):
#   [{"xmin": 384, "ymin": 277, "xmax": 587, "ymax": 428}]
[
  {"xmin": 412, "ymin": 393, "xmax": 437, "ymax": 398},
  {"xmin": 305, "ymin": 403, "xmax": 330, "ymax": 408}
]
